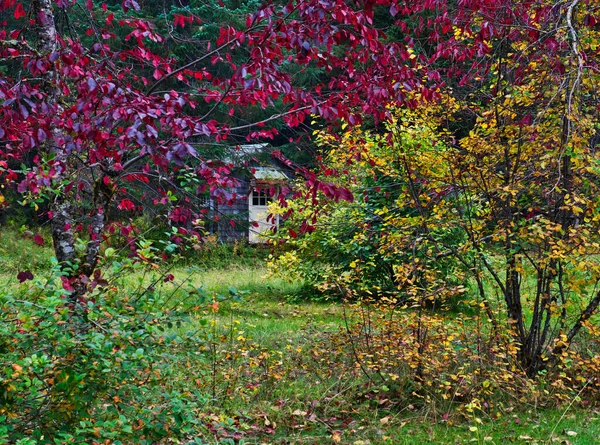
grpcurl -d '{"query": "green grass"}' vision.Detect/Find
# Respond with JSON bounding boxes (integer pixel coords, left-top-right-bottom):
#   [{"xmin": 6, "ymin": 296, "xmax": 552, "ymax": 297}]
[
  {"xmin": 3, "ymin": 230, "xmax": 600, "ymax": 444},
  {"xmin": 0, "ymin": 229, "xmax": 54, "ymax": 273},
  {"xmin": 149, "ymin": 264, "xmax": 598, "ymax": 445},
  {"xmin": 254, "ymin": 408, "xmax": 600, "ymax": 444}
]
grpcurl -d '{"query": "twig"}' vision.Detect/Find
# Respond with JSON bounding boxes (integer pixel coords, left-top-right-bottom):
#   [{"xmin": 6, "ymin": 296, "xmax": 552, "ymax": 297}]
[{"xmin": 549, "ymin": 378, "xmax": 589, "ymax": 441}]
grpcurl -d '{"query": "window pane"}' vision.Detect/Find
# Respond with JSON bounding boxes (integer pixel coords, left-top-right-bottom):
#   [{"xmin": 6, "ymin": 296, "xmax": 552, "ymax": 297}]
[{"xmin": 252, "ymin": 189, "xmax": 276, "ymax": 206}]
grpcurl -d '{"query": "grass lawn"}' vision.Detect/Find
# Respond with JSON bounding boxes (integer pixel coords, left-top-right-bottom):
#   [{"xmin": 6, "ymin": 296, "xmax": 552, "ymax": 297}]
[
  {"xmin": 2, "ymin": 233, "xmax": 599, "ymax": 444},
  {"xmin": 123, "ymin": 264, "xmax": 600, "ymax": 445}
]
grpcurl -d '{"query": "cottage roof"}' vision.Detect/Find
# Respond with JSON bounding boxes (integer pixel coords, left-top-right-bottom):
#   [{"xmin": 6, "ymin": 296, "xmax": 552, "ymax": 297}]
[{"xmin": 251, "ymin": 167, "xmax": 288, "ymax": 181}]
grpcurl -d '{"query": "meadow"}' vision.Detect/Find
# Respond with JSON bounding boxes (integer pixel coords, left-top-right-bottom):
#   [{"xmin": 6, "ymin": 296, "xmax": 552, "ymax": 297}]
[{"xmin": 2, "ymin": 231, "xmax": 600, "ymax": 444}]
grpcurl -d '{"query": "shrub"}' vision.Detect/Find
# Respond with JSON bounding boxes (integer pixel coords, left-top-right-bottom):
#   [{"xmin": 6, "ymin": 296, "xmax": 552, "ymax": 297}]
[
  {"xmin": 0, "ymin": 257, "xmax": 211, "ymax": 444},
  {"xmin": 266, "ymin": 114, "xmax": 467, "ymax": 305},
  {"xmin": 334, "ymin": 298, "xmax": 600, "ymax": 418}
]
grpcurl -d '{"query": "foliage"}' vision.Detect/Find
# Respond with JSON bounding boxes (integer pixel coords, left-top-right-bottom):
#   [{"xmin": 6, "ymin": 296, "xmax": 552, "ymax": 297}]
[
  {"xmin": 5, "ymin": 0, "xmax": 600, "ymax": 440},
  {"xmin": 338, "ymin": 299, "xmax": 600, "ymax": 409},
  {"xmin": 0, "ymin": 0, "xmax": 448, "ymax": 300},
  {"xmin": 267, "ymin": 109, "xmax": 466, "ymax": 306},
  {"xmin": 443, "ymin": 27, "xmax": 600, "ymax": 375},
  {"xmin": 271, "ymin": 91, "xmax": 600, "ymax": 373},
  {"xmin": 3, "ymin": 253, "xmax": 600, "ymax": 444},
  {"xmin": 184, "ymin": 265, "xmax": 600, "ymax": 443},
  {"xmin": 269, "ymin": 0, "xmax": 600, "ymax": 376},
  {"xmin": 0, "ymin": 254, "xmax": 217, "ymax": 443}
]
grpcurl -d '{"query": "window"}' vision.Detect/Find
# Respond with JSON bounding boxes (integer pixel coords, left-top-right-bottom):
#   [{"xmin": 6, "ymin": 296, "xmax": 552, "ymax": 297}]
[{"xmin": 251, "ymin": 190, "xmax": 271, "ymax": 206}]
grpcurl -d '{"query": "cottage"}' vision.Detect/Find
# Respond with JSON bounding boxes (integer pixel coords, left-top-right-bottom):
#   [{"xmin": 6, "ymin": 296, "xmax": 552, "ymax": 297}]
[{"xmin": 209, "ymin": 144, "xmax": 292, "ymax": 243}]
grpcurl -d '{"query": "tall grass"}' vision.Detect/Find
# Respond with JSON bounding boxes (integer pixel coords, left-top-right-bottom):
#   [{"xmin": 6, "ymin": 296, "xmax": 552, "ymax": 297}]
[
  {"xmin": 0, "ymin": 229, "xmax": 54, "ymax": 274},
  {"xmin": 3, "ymin": 229, "xmax": 600, "ymax": 444}
]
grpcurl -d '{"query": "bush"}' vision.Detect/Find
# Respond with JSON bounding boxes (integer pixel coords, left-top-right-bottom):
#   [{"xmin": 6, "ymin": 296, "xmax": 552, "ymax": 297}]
[
  {"xmin": 266, "ymin": 116, "xmax": 467, "ymax": 305},
  {"xmin": 334, "ymin": 298, "xmax": 600, "ymax": 417},
  {"xmin": 0, "ymin": 257, "xmax": 211, "ymax": 444}
]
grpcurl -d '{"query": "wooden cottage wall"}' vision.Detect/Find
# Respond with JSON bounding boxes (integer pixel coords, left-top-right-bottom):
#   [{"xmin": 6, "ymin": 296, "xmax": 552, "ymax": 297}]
[{"xmin": 212, "ymin": 179, "xmax": 250, "ymax": 241}]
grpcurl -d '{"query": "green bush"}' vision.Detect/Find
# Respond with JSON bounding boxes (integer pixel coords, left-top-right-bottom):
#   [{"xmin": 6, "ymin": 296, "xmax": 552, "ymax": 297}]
[
  {"xmin": 266, "ymin": 119, "xmax": 468, "ymax": 305},
  {"xmin": 0, "ymin": 258, "xmax": 211, "ymax": 444}
]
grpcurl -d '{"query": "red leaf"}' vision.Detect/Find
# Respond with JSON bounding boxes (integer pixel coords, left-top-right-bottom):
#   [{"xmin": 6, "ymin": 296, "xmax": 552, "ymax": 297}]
[
  {"xmin": 14, "ymin": 3, "xmax": 26, "ymax": 19},
  {"xmin": 520, "ymin": 114, "xmax": 533, "ymax": 126},
  {"xmin": 86, "ymin": 0, "xmax": 93, "ymax": 10},
  {"xmin": 174, "ymin": 14, "xmax": 191, "ymax": 29},
  {"xmin": 17, "ymin": 271, "xmax": 34, "ymax": 283},
  {"xmin": 118, "ymin": 199, "xmax": 136, "ymax": 211},
  {"xmin": 174, "ymin": 14, "xmax": 183, "ymax": 28},
  {"xmin": 33, "ymin": 234, "xmax": 45, "ymax": 246},
  {"xmin": 337, "ymin": 188, "xmax": 354, "ymax": 203},
  {"xmin": 61, "ymin": 276, "xmax": 74, "ymax": 292},
  {"xmin": 289, "ymin": 229, "xmax": 297, "ymax": 238}
]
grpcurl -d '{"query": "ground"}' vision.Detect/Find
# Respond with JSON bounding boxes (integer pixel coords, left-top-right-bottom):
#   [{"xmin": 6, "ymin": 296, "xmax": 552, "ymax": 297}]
[
  {"xmin": 131, "ymin": 264, "xmax": 600, "ymax": 444},
  {"xmin": 1, "ymin": 233, "xmax": 599, "ymax": 444}
]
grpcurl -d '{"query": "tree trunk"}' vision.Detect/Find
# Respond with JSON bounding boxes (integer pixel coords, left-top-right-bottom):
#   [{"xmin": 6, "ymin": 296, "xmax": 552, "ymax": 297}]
[{"xmin": 32, "ymin": 0, "xmax": 87, "ymax": 301}]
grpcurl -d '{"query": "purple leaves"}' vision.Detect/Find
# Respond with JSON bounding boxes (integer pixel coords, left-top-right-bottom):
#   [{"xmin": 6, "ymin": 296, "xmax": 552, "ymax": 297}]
[{"xmin": 17, "ymin": 271, "xmax": 34, "ymax": 283}]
